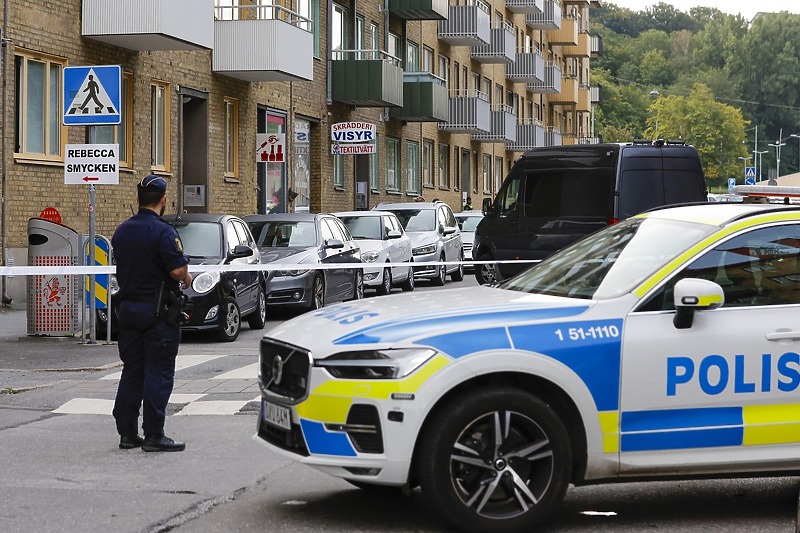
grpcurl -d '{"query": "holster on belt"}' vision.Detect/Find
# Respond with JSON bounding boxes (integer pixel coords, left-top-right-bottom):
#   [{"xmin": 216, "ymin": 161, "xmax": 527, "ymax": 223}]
[{"xmin": 164, "ymin": 291, "xmax": 187, "ymax": 327}]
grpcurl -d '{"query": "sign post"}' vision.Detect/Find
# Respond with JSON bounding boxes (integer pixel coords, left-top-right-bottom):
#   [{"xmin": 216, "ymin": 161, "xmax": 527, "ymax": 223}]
[{"xmin": 63, "ymin": 65, "xmax": 121, "ymax": 344}]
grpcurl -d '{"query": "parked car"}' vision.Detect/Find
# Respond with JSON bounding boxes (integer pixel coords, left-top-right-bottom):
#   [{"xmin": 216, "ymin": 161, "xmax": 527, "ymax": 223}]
[
  {"xmin": 98, "ymin": 213, "xmax": 266, "ymax": 342},
  {"xmin": 374, "ymin": 201, "xmax": 464, "ymax": 286},
  {"xmin": 473, "ymin": 140, "xmax": 708, "ymax": 284},
  {"xmin": 243, "ymin": 213, "xmax": 363, "ymax": 311},
  {"xmin": 454, "ymin": 210, "xmax": 484, "ymax": 271},
  {"xmin": 335, "ymin": 210, "xmax": 415, "ymax": 295}
]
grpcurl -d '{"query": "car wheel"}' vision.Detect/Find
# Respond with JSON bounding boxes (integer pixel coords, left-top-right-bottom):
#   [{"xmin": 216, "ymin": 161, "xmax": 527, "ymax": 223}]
[
  {"xmin": 247, "ymin": 285, "xmax": 267, "ymax": 330},
  {"xmin": 310, "ymin": 274, "xmax": 325, "ymax": 310},
  {"xmin": 377, "ymin": 267, "xmax": 392, "ymax": 296},
  {"xmin": 216, "ymin": 296, "xmax": 241, "ymax": 342},
  {"xmin": 433, "ymin": 255, "xmax": 446, "ymax": 286},
  {"xmin": 350, "ymin": 270, "xmax": 364, "ymax": 300},
  {"xmin": 401, "ymin": 264, "xmax": 415, "ymax": 292},
  {"xmin": 418, "ymin": 387, "xmax": 571, "ymax": 533},
  {"xmin": 451, "ymin": 251, "xmax": 465, "ymax": 282},
  {"xmin": 476, "ymin": 252, "xmax": 501, "ymax": 285}
]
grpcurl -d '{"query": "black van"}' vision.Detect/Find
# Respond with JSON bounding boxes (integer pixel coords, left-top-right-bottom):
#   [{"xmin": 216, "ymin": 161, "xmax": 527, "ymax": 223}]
[{"xmin": 473, "ymin": 141, "xmax": 707, "ymax": 284}]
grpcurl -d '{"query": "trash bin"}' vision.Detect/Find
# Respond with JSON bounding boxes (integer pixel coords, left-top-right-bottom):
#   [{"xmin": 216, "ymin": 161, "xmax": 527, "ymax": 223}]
[{"xmin": 27, "ymin": 218, "xmax": 82, "ymax": 336}]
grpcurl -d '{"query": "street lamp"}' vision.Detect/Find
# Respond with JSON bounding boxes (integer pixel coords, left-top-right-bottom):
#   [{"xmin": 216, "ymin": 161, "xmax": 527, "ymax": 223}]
[
  {"xmin": 791, "ymin": 133, "xmax": 800, "ymax": 173},
  {"xmin": 768, "ymin": 128, "xmax": 786, "ymax": 185},
  {"xmin": 649, "ymin": 89, "xmax": 660, "ymax": 139},
  {"xmin": 755, "ymin": 150, "xmax": 768, "ymax": 181}
]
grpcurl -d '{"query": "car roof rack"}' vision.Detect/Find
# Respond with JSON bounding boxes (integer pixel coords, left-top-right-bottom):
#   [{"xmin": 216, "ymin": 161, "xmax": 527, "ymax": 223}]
[{"xmin": 631, "ymin": 139, "xmax": 687, "ymax": 146}]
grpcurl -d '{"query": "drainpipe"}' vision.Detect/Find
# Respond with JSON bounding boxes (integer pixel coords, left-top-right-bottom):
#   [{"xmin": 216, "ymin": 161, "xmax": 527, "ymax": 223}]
[
  {"xmin": 1, "ymin": 0, "xmax": 11, "ymax": 306},
  {"xmin": 326, "ymin": 0, "xmax": 332, "ymax": 105}
]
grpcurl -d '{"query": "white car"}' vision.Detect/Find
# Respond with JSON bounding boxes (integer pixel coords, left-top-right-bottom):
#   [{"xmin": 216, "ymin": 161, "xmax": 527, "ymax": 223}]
[
  {"xmin": 335, "ymin": 211, "xmax": 415, "ymax": 295},
  {"xmin": 254, "ymin": 203, "xmax": 800, "ymax": 532},
  {"xmin": 454, "ymin": 210, "xmax": 483, "ymax": 269}
]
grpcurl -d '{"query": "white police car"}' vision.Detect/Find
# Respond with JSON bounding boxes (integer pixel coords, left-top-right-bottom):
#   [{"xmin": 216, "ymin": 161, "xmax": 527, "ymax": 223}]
[{"xmin": 255, "ymin": 203, "xmax": 800, "ymax": 533}]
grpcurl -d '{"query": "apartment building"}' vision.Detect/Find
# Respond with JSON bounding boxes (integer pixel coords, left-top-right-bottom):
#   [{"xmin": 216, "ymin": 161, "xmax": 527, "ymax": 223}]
[{"xmin": 0, "ymin": 0, "xmax": 601, "ymax": 301}]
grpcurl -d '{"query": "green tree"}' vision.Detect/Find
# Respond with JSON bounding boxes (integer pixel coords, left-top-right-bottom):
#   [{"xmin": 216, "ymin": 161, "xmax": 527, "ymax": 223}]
[
  {"xmin": 645, "ymin": 84, "xmax": 749, "ymax": 187},
  {"xmin": 639, "ymin": 49, "xmax": 675, "ymax": 88}
]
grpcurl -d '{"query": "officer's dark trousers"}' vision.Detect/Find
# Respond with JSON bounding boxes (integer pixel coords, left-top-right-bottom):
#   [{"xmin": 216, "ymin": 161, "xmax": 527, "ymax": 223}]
[{"xmin": 112, "ymin": 300, "xmax": 180, "ymax": 438}]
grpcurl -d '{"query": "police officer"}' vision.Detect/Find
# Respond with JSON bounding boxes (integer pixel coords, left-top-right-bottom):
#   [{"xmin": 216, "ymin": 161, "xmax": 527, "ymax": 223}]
[{"xmin": 111, "ymin": 175, "xmax": 192, "ymax": 452}]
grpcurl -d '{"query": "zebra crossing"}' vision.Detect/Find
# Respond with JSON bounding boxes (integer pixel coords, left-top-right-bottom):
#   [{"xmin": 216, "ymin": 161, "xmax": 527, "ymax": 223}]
[{"xmin": 52, "ymin": 355, "xmax": 263, "ymax": 417}]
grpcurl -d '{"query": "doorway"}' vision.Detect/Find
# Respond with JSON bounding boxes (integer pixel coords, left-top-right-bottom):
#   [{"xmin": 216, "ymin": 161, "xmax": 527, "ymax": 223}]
[
  {"xmin": 355, "ymin": 154, "xmax": 370, "ymax": 210},
  {"xmin": 180, "ymin": 88, "xmax": 208, "ymax": 213},
  {"xmin": 461, "ymin": 148, "xmax": 471, "ymax": 194}
]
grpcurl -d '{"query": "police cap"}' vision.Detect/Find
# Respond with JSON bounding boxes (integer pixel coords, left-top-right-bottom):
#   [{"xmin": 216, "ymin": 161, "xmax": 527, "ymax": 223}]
[{"xmin": 137, "ymin": 174, "xmax": 167, "ymax": 195}]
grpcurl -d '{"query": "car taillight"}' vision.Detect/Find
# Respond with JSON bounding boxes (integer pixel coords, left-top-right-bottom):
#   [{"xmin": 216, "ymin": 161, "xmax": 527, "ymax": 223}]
[{"xmin": 607, "ymin": 217, "xmax": 620, "ymax": 226}]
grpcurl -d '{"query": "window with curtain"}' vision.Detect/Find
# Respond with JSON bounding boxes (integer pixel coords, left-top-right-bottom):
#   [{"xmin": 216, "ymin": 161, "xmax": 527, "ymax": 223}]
[
  {"xmin": 332, "ymin": 3, "xmax": 348, "ymax": 59},
  {"xmin": 224, "ymin": 97, "xmax": 239, "ymax": 178},
  {"xmin": 14, "ymin": 51, "xmax": 65, "ymax": 160},
  {"xmin": 386, "ymin": 137, "xmax": 400, "ymax": 191},
  {"xmin": 482, "ymin": 154, "xmax": 492, "ymax": 191},
  {"xmin": 406, "ymin": 140, "xmax": 419, "ymax": 194},
  {"xmin": 150, "ymin": 80, "xmax": 170, "ymax": 172},
  {"xmin": 370, "ymin": 133, "xmax": 380, "ymax": 191},
  {"xmin": 438, "ymin": 143, "xmax": 449, "ymax": 188},
  {"xmin": 423, "ymin": 140, "xmax": 434, "ymax": 187}
]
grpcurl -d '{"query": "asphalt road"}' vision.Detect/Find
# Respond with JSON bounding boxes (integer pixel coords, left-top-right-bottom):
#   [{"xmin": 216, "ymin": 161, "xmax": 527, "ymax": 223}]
[{"xmin": 1, "ymin": 273, "xmax": 799, "ymax": 533}]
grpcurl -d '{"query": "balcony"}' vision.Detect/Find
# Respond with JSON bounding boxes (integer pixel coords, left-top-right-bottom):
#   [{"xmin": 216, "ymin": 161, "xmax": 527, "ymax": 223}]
[
  {"xmin": 438, "ymin": 89, "xmax": 491, "ymax": 135},
  {"xmin": 591, "ymin": 84, "xmax": 603, "ymax": 105},
  {"xmin": 545, "ymin": 127, "xmax": 562, "ymax": 146},
  {"xmin": 578, "ymin": 135, "xmax": 602, "ymax": 144},
  {"xmin": 560, "ymin": 133, "xmax": 577, "ymax": 145},
  {"xmin": 82, "ymin": 0, "xmax": 213, "ymax": 51},
  {"xmin": 563, "ymin": 0, "xmax": 590, "ymax": 5},
  {"xmin": 438, "ymin": 0, "xmax": 490, "ymax": 46},
  {"xmin": 506, "ymin": 50, "xmax": 545, "ymax": 83},
  {"xmin": 507, "ymin": 119, "xmax": 545, "ymax": 152},
  {"xmin": 471, "ymin": 104, "xmax": 517, "ymax": 143},
  {"xmin": 590, "ymin": 34, "xmax": 603, "ymax": 57},
  {"xmin": 471, "ymin": 22, "xmax": 515, "ymax": 64},
  {"xmin": 550, "ymin": 76, "xmax": 579, "ymax": 105},
  {"xmin": 563, "ymin": 31, "xmax": 590, "ymax": 58},
  {"xmin": 527, "ymin": 62, "xmax": 561, "ymax": 94},
  {"xmin": 577, "ymin": 84, "xmax": 591, "ymax": 112},
  {"xmin": 506, "ymin": 0, "xmax": 543, "ymax": 15},
  {"xmin": 391, "ymin": 72, "xmax": 449, "ymax": 122},
  {"xmin": 549, "ymin": 17, "xmax": 578, "ymax": 46},
  {"xmin": 213, "ymin": 4, "xmax": 313, "ymax": 82},
  {"xmin": 331, "ymin": 50, "xmax": 403, "ymax": 107},
  {"xmin": 526, "ymin": 0, "xmax": 561, "ymax": 30},
  {"xmin": 389, "ymin": 0, "xmax": 448, "ymax": 20}
]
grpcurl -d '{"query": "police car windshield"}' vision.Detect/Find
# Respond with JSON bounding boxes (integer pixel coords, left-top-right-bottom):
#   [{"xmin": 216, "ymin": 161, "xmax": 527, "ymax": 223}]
[
  {"xmin": 173, "ymin": 222, "xmax": 224, "ymax": 258},
  {"xmin": 499, "ymin": 217, "xmax": 715, "ymax": 299}
]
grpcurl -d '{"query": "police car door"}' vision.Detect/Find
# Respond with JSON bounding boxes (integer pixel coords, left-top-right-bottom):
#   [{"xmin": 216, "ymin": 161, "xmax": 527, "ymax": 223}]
[{"xmin": 620, "ymin": 223, "xmax": 800, "ymax": 475}]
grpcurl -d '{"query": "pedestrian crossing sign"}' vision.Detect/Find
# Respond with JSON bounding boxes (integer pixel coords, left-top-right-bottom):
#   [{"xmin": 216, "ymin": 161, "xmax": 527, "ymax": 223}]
[
  {"xmin": 63, "ymin": 65, "xmax": 121, "ymax": 126},
  {"xmin": 745, "ymin": 167, "xmax": 756, "ymax": 179}
]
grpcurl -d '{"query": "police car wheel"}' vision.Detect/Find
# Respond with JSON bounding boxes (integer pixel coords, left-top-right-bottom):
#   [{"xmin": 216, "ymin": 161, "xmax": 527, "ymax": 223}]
[
  {"xmin": 475, "ymin": 253, "xmax": 500, "ymax": 286},
  {"xmin": 216, "ymin": 296, "xmax": 241, "ymax": 342},
  {"xmin": 433, "ymin": 255, "xmax": 446, "ymax": 286},
  {"xmin": 419, "ymin": 388, "xmax": 571, "ymax": 533},
  {"xmin": 247, "ymin": 286, "xmax": 267, "ymax": 330},
  {"xmin": 377, "ymin": 268, "xmax": 392, "ymax": 296},
  {"xmin": 451, "ymin": 252, "xmax": 465, "ymax": 282}
]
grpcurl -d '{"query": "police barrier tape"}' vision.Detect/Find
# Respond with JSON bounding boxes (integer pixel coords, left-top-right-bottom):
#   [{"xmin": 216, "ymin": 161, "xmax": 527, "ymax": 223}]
[{"xmin": 0, "ymin": 259, "xmax": 541, "ymax": 276}]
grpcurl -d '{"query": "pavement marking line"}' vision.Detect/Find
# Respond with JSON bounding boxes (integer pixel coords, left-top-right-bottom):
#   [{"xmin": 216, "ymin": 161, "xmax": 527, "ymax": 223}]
[
  {"xmin": 53, "ymin": 398, "xmax": 113, "ymax": 415},
  {"xmin": 211, "ymin": 362, "xmax": 258, "ymax": 380},
  {"xmin": 100, "ymin": 354, "xmax": 227, "ymax": 380},
  {"xmin": 169, "ymin": 393, "xmax": 206, "ymax": 403},
  {"xmin": 174, "ymin": 400, "xmax": 249, "ymax": 416}
]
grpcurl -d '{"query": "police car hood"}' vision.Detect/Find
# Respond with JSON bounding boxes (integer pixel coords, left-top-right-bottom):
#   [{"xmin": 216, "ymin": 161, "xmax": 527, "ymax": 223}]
[{"xmin": 265, "ymin": 286, "xmax": 592, "ymax": 357}]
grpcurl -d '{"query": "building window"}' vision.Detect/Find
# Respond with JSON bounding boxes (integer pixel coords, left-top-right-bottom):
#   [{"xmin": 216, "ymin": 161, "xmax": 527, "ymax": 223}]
[
  {"xmin": 423, "ymin": 139, "xmax": 434, "ymax": 187},
  {"xmin": 333, "ymin": 154, "xmax": 344, "ymax": 188},
  {"xmin": 407, "ymin": 41, "xmax": 419, "ymax": 72},
  {"xmin": 14, "ymin": 50, "xmax": 66, "ymax": 161},
  {"xmin": 370, "ymin": 133, "xmax": 380, "ymax": 191},
  {"xmin": 386, "ymin": 137, "xmax": 400, "ymax": 191},
  {"xmin": 93, "ymin": 72, "xmax": 132, "ymax": 168},
  {"xmin": 494, "ymin": 156, "xmax": 504, "ymax": 192},
  {"xmin": 438, "ymin": 143, "xmax": 449, "ymax": 188},
  {"xmin": 423, "ymin": 46, "xmax": 434, "ymax": 73},
  {"xmin": 370, "ymin": 22, "xmax": 379, "ymax": 54},
  {"xmin": 438, "ymin": 55, "xmax": 450, "ymax": 89},
  {"xmin": 482, "ymin": 154, "xmax": 492, "ymax": 192},
  {"xmin": 224, "ymin": 97, "xmax": 239, "ymax": 179},
  {"xmin": 297, "ymin": 0, "xmax": 320, "ymax": 56},
  {"xmin": 215, "ymin": 0, "xmax": 238, "ymax": 20},
  {"xmin": 388, "ymin": 32, "xmax": 401, "ymax": 63},
  {"xmin": 355, "ymin": 14, "xmax": 365, "ymax": 59},
  {"xmin": 294, "ymin": 118, "xmax": 311, "ymax": 211},
  {"xmin": 406, "ymin": 140, "xmax": 419, "ymax": 194},
  {"xmin": 150, "ymin": 80, "xmax": 170, "ymax": 172},
  {"xmin": 332, "ymin": 3, "xmax": 349, "ymax": 58}
]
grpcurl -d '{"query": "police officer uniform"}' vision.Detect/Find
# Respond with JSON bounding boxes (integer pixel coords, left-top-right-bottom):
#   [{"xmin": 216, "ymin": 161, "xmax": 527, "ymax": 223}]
[{"xmin": 111, "ymin": 175, "xmax": 190, "ymax": 452}]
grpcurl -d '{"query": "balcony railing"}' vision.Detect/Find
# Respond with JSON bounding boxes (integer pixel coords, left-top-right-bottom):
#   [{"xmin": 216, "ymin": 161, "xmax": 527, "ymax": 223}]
[
  {"xmin": 506, "ymin": 50, "xmax": 545, "ymax": 83},
  {"xmin": 549, "ymin": 16, "xmax": 578, "ymax": 46},
  {"xmin": 591, "ymin": 84, "xmax": 603, "ymax": 105},
  {"xmin": 590, "ymin": 34, "xmax": 603, "ymax": 57},
  {"xmin": 438, "ymin": 89, "xmax": 491, "ymax": 134},
  {"xmin": 563, "ymin": 31, "xmax": 590, "ymax": 58},
  {"xmin": 471, "ymin": 21, "xmax": 515, "ymax": 64},
  {"xmin": 82, "ymin": 0, "xmax": 214, "ymax": 50},
  {"xmin": 507, "ymin": 118, "xmax": 545, "ymax": 152},
  {"xmin": 527, "ymin": 62, "xmax": 561, "ymax": 94},
  {"xmin": 545, "ymin": 126, "xmax": 562, "ymax": 146},
  {"xmin": 331, "ymin": 49, "xmax": 404, "ymax": 107},
  {"xmin": 391, "ymin": 72, "xmax": 449, "ymax": 122},
  {"xmin": 506, "ymin": 0, "xmax": 543, "ymax": 15},
  {"xmin": 526, "ymin": 0, "xmax": 561, "ymax": 30},
  {"xmin": 578, "ymin": 135, "xmax": 602, "ymax": 144},
  {"xmin": 550, "ymin": 76, "xmax": 579, "ymax": 105},
  {"xmin": 389, "ymin": 0, "xmax": 449, "ymax": 20},
  {"xmin": 213, "ymin": 4, "xmax": 313, "ymax": 82},
  {"xmin": 438, "ymin": 0, "xmax": 490, "ymax": 46},
  {"xmin": 560, "ymin": 132, "xmax": 577, "ymax": 145},
  {"xmin": 471, "ymin": 104, "xmax": 517, "ymax": 143}
]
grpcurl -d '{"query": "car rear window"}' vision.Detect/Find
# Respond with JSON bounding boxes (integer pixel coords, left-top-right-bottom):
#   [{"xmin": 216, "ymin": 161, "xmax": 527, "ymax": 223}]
[
  {"xmin": 173, "ymin": 222, "xmax": 224, "ymax": 258},
  {"xmin": 339, "ymin": 216, "xmax": 382, "ymax": 240},
  {"xmin": 522, "ymin": 169, "xmax": 612, "ymax": 218}
]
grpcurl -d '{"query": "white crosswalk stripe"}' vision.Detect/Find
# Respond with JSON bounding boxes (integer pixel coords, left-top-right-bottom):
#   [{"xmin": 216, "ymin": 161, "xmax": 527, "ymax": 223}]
[
  {"xmin": 211, "ymin": 362, "xmax": 258, "ymax": 380},
  {"xmin": 100, "ymin": 354, "xmax": 227, "ymax": 380}
]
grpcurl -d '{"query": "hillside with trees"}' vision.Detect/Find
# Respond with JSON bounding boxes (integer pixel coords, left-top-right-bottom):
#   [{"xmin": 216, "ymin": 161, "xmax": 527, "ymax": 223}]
[{"xmin": 592, "ymin": 2, "xmax": 800, "ymax": 188}]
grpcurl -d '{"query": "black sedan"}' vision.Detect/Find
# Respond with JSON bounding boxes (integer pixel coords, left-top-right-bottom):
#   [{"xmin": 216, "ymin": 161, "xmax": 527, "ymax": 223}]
[
  {"xmin": 242, "ymin": 213, "xmax": 363, "ymax": 311},
  {"xmin": 98, "ymin": 213, "xmax": 266, "ymax": 342}
]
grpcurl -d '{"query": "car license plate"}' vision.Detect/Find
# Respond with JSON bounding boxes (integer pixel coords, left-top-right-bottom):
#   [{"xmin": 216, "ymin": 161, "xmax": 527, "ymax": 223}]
[{"xmin": 263, "ymin": 400, "xmax": 291, "ymax": 430}]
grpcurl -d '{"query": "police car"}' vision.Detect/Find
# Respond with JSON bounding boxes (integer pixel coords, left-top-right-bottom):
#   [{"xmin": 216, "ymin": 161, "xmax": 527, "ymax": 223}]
[{"xmin": 255, "ymin": 203, "xmax": 800, "ymax": 533}]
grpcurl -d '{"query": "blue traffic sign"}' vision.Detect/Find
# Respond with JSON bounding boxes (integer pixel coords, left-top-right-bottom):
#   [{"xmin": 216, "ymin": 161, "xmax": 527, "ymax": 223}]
[
  {"xmin": 63, "ymin": 65, "xmax": 121, "ymax": 126},
  {"xmin": 745, "ymin": 177, "xmax": 756, "ymax": 185},
  {"xmin": 744, "ymin": 166, "xmax": 756, "ymax": 179},
  {"xmin": 728, "ymin": 178, "xmax": 736, "ymax": 193}
]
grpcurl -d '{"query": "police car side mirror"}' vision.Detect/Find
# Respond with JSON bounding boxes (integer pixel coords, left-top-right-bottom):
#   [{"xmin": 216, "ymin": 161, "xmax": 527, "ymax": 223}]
[
  {"xmin": 672, "ymin": 278, "xmax": 724, "ymax": 329},
  {"xmin": 226, "ymin": 244, "xmax": 254, "ymax": 263}
]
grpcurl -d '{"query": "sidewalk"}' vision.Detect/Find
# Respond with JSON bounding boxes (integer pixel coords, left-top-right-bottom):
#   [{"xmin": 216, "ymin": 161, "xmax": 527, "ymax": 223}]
[{"xmin": 0, "ymin": 304, "xmax": 120, "ymax": 372}]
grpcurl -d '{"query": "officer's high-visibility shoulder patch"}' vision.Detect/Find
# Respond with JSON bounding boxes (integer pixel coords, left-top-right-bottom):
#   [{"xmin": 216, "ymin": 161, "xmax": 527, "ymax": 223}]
[{"xmin": 174, "ymin": 237, "xmax": 184, "ymax": 252}]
